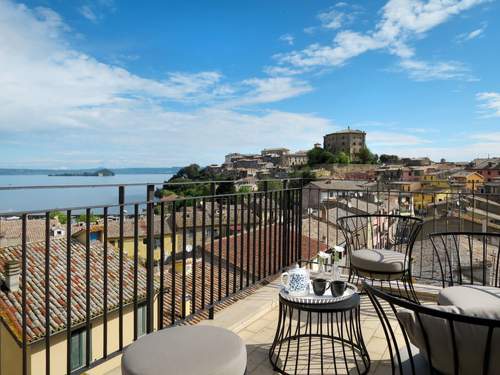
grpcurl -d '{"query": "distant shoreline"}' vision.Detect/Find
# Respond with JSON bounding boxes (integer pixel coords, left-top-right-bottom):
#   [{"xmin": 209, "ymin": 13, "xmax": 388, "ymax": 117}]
[{"xmin": 0, "ymin": 167, "xmax": 181, "ymax": 176}]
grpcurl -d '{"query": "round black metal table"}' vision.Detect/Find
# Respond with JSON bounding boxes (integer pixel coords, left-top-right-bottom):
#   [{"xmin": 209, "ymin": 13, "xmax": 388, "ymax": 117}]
[{"xmin": 269, "ymin": 292, "xmax": 370, "ymax": 375}]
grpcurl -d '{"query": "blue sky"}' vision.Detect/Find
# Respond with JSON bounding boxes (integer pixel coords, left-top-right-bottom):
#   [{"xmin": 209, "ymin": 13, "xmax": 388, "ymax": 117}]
[{"xmin": 0, "ymin": 0, "xmax": 499, "ymax": 168}]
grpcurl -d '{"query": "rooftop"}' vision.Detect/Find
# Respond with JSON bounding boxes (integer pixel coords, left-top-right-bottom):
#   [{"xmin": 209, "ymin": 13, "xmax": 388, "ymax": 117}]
[
  {"xmin": 306, "ymin": 180, "xmax": 377, "ymax": 191},
  {"xmin": 325, "ymin": 127, "xmax": 366, "ymax": 136},
  {"xmin": 0, "ymin": 238, "xmax": 147, "ymax": 343}
]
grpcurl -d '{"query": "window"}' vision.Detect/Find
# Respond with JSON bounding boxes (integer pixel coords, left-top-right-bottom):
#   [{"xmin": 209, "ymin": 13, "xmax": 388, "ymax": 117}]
[
  {"xmin": 70, "ymin": 328, "xmax": 88, "ymax": 371},
  {"xmin": 143, "ymin": 237, "xmax": 162, "ymax": 250},
  {"xmin": 137, "ymin": 303, "xmax": 147, "ymax": 337},
  {"xmin": 89, "ymin": 231, "xmax": 100, "ymax": 242}
]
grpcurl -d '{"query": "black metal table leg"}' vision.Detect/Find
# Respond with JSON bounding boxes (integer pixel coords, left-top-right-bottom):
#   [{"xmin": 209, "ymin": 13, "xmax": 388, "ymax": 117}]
[{"xmin": 269, "ymin": 294, "xmax": 370, "ymax": 375}]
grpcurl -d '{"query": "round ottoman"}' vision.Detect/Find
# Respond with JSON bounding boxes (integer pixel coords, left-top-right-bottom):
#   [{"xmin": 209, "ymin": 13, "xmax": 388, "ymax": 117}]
[{"xmin": 121, "ymin": 325, "xmax": 247, "ymax": 375}]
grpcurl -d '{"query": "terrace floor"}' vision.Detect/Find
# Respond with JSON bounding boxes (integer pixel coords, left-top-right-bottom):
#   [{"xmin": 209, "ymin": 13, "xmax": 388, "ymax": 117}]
[{"xmin": 101, "ymin": 278, "xmax": 438, "ymax": 375}]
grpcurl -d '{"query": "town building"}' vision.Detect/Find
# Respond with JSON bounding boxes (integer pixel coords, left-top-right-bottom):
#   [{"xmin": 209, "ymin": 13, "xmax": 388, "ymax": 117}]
[
  {"xmin": 72, "ymin": 216, "xmax": 178, "ymax": 265},
  {"xmin": 483, "ymin": 177, "xmax": 500, "ymax": 203},
  {"xmin": 0, "ymin": 238, "xmax": 150, "ymax": 375},
  {"xmin": 375, "ymin": 165, "xmax": 403, "ymax": 182},
  {"xmin": 449, "ymin": 171, "xmax": 485, "ymax": 191},
  {"xmin": 0, "ymin": 218, "xmax": 65, "ymax": 248},
  {"xmin": 323, "ymin": 127, "xmax": 366, "ymax": 160},
  {"xmin": 467, "ymin": 157, "xmax": 500, "ymax": 182},
  {"xmin": 261, "ymin": 148, "xmax": 290, "ymax": 157},
  {"xmin": 302, "ymin": 180, "xmax": 377, "ymax": 211},
  {"xmin": 388, "ymin": 181, "xmax": 422, "ymax": 193},
  {"xmin": 401, "ymin": 157, "xmax": 432, "ymax": 167},
  {"xmin": 280, "ymin": 151, "xmax": 308, "ymax": 168}
]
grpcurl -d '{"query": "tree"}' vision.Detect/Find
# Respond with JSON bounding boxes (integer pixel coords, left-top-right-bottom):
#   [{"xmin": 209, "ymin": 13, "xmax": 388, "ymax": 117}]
[
  {"xmin": 358, "ymin": 147, "xmax": 377, "ymax": 164},
  {"xmin": 172, "ymin": 164, "xmax": 201, "ymax": 180},
  {"xmin": 238, "ymin": 186, "xmax": 253, "ymax": 193},
  {"xmin": 257, "ymin": 180, "xmax": 283, "ymax": 191},
  {"xmin": 379, "ymin": 154, "xmax": 399, "ymax": 164},
  {"xmin": 50, "ymin": 211, "xmax": 67, "ymax": 224},
  {"xmin": 289, "ymin": 167, "xmax": 315, "ymax": 188},
  {"xmin": 216, "ymin": 181, "xmax": 236, "ymax": 195},
  {"xmin": 154, "ymin": 188, "xmax": 176, "ymax": 199},
  {"xmin": 77, "ymin": 213, "xmax": 98, "ymax": 223},
  {"xmin": 307, "ymin": 147, "xmax": 336, "ymax": 166},
  {"xmin": 335, "ymin": 151, "xmax": 350, "ymax": 164}
]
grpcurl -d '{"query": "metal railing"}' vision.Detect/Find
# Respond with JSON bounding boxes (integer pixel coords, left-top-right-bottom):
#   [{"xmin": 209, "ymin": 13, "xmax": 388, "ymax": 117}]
[
  {"xmin": 301, "ymin": 183, "xmax": 500, "ymax": 285},
  {"xmin": 0, "ymin": 179, "xmax": 304, "ymax": 375},
  {"xmin": 1, "ymin": 178, "xmax": 499, "ymax": 374}
]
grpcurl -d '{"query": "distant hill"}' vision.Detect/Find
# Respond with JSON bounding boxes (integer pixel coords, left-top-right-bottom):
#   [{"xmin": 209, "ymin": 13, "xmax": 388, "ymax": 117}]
[{"xmin": 0, "ymin": 167, "xmax": 181, "ymax": 175}]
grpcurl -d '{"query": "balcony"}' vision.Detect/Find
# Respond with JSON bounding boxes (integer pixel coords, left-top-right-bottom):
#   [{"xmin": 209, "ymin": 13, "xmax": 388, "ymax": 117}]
[{"xmin": 0, "ymin": 179, "xmax": 499, "ymax": 374}]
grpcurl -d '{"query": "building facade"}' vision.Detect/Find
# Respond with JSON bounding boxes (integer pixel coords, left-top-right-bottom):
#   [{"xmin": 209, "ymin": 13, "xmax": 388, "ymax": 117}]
[
  {"xmin": 323, "ymin": 127, "xmax": 366, "ymax": 160},
  {"xmin": 280, "ymin": 151, "xmax": 308, "ymax": 168}
]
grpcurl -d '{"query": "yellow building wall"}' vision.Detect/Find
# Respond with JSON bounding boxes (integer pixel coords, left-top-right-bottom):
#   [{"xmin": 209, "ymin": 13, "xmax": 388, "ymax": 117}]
[
  {"xmin": 74, "ymin": 231, "xmax": 180, "ymax": 263},
  {"xmin": 109, "ymin": 233, "xmax": 180, "ymax": 263},
  {"xmin": 413, "ymin": 191, "xmax": 450, "ymax": 210},
  {"xmin": 422, "ymin": 175, "xmax": 450, "ymax": 189},
  {"xmin": 465, "ymin": 175, "xmax": 484, "ymax": 191},
  {"xmin": 2, "ymin": 301, "xmax": 159, "ymax": 375},
  {"xmin": 0, "ymin": 322, "xmax": 24, "ymax": 375}
]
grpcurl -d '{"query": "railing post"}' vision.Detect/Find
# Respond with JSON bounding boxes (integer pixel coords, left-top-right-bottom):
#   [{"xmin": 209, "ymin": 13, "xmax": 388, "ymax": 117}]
[
  {"xmin": 209, "ymin": 182, "xmax": 216, "ymax": 320},
  {"xmin": 283, "ymin": 180, "xmax": 290, "ymax": 267},
  {"xmin": 298, "ymin": 181, "xmax": 303, "ymax": 264},
  {"xmin": 146, "ymin": 184, "xmax": 155, "ymax": 333},
  {"xmin": 118, "ymin": 186, "xmax": 125, "ymax": 349}
]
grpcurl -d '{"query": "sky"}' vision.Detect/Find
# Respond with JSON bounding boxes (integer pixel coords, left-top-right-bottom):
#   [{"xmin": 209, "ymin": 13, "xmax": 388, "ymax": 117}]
[{"xmin": 0, "ymin": 0, "xmax": 499, "ymax": 168}]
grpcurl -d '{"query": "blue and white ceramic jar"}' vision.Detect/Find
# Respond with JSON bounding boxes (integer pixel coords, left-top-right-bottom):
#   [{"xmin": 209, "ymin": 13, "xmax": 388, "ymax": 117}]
[{"xmin": 281, "ymin": 264, "xmax": 310, "ymax": 296}]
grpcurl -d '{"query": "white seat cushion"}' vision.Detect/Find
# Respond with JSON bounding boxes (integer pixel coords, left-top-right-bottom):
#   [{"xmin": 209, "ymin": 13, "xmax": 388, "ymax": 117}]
[
  {"xmin": 438, "ymin": 285, "xmax": 500, "ymax": 320},
  {"xmin": 122, "ymin": 326, "xmax": 247, "ymax": 375},
  {"xmin": 350, "ymin": 249, "xmax": 408, "ymax": 274},
  {"xmin": 398, "ymin": 305, "xmax": 500, "ymax": 374}
]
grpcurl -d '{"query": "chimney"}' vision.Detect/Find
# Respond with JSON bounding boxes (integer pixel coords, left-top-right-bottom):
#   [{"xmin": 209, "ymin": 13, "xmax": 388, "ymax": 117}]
[
  {"xmin": 4, "ymin": 260, "xmax": 21, "ymax": 292},
  {"xmin": 0, "ymin": 233, "xmax": 7, "ymax": 249}
]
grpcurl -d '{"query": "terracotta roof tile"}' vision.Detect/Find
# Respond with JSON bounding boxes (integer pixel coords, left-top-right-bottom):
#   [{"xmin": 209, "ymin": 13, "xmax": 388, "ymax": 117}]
[{"xmin": 0, "ymin": 238, "xmax": 147, "ymax": 343}]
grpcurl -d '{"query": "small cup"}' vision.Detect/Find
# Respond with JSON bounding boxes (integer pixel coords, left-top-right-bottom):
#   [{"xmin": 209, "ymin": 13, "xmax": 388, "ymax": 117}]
[
  {"xmin": 331, "ymin": 280, "xmax": 347, "ymax": 297},
  {"xmin": 312, "ymin": 278, "xmax": 329, "ymax": 296}
]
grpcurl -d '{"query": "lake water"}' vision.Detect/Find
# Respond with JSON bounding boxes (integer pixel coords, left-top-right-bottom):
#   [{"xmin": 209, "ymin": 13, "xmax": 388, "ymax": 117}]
[{"xmin": 0, "ymin": 174, "xmax": 173, "ymax": 215}]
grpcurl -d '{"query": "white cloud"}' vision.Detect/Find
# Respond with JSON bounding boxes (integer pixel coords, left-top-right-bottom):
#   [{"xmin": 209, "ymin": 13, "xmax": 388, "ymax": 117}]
[
  {"xmin": 471, "ymin": 132, "xmax": 500, "ymax": 142},
  {"xmin": 318, "ymin": 9, "xmax": 348, "ymax": 30},
  {"xmin": 79, "ymin": 5, "xmax": 98, "ymax": 22},
  {"xmin": 367, "ymin": 131, "xmax": 431, "ymax": 146},
  {"xmin": 276, "ymin": 31, "xmax": 382, "ymax": 68},
  {"xmin": 476, "ymin": 92, "xmax": 500, "ymax": 117},
  {"xmin": 0, "ymin": 0, "xmax": 323, "ymax": 167},
  {"xmin": 303, "ymin": 26, "xmax": 317, "ymax": 35},
  {"xmin": 456, "ymin": 23, "xmax": 487, "ymax": 42},
  {"xmin": 279, "ymin": 33, "xmax": 294, "ymax": 46},
  {"xmin": 263, "ymin": 65, "xmax": 304, "ymax": 76},
  {"xmin": 275, "ymin": 0, "xmax": 486, "ymax": 79},
  {"xmin": 228, "ymin": 77, "xmax": 313, "ymax": 107},
  {"xmin": 78, "ymin": 1, "xmax": 116, "ymax": 22},
  {"xmin": 397, "ymin": 58, "xmax": 476, "ymax": 81},
  {"xmin": 395, "ymin": 142, "xmax": 500, "ymax": 161},
  {"xmin": 365, "ymin": 131, "xmax": 499, "ymax": 161}
]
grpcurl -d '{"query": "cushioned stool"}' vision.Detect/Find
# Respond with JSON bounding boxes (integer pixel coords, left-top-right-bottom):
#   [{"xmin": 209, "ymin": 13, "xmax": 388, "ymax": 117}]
[{"xmin": 121, "ymin": 325, "xmax": 247, "ymax": 375}]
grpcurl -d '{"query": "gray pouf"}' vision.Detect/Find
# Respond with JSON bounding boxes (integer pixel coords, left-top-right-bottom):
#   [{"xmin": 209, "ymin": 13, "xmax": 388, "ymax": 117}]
[{"xmin": 121, "ymin": 325, "xmax": 247, "ymax": 375}]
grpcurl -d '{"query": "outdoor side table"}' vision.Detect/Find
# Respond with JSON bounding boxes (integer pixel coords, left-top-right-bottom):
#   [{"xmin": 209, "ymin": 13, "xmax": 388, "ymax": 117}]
[{"xmin": 269, "ymin": 287, "xmax": 370, "ymax": 375}]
